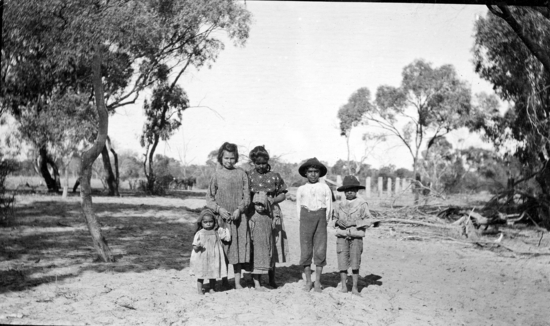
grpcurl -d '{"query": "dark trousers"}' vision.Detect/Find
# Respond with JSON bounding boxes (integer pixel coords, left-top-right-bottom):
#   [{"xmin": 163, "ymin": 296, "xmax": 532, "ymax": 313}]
[{"xmin": 299, "ymin": 207, "xmax": 327, "ymax": 267}]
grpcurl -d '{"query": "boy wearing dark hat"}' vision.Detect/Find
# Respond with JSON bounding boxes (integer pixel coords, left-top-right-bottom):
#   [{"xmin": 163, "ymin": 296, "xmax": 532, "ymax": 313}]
[
  {"xmin": 296, "ymin": 157, "xmax": 333, "ymax": 292},
  {"xmin": 333, "ymin": 175, "xmax": 375, "ymax": 296}
]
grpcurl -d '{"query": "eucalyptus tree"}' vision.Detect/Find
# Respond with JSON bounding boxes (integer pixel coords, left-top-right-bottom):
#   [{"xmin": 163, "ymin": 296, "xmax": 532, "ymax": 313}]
[
  {"xmin": 472, "ymin": 6, "xmax": 550, "ymax": 226},
  {"xmin": 337, "ymin": 87, "xmax": 374, "ymax": 175},
  {"xmin": 2, "ymin": 0, "xmax": 252, "ymax": 261},
  {"xmin": 364, "ymin": 59, "xmax": 472, "ymax": 202}
]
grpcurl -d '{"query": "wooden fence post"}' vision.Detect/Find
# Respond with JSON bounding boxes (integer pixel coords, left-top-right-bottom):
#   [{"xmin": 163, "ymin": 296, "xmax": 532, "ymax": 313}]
[{"xmin": 365, "ymin": 177, "xmax": 371, "ymax": 198}]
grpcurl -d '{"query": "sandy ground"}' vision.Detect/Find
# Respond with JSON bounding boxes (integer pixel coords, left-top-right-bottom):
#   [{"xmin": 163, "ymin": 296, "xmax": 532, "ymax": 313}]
[{"xmin": 1, "ymin": 191, "xmax": 549, "ymax": 326}]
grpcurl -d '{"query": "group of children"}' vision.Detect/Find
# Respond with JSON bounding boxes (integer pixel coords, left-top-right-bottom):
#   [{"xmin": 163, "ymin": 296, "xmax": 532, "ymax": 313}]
[{"xmin": 189, "ymin": 143, "xmax": 376, "ymax": 296}]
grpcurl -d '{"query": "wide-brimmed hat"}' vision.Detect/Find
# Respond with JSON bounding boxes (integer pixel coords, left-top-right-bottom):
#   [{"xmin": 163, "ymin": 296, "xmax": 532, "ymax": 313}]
[
  {"xmin": 337, "ymin": 175, "xmax": 365, "ymax": 192},
  {"xmin": 298, "ymin": 157, "xmax": 328, "ymax": 177}
]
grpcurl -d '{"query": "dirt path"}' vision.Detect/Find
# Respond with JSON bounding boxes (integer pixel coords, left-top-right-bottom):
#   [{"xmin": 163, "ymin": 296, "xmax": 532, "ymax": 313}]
[{"xmin": 1, "ymin": 195, "xmax": 549, "ymax": 325}]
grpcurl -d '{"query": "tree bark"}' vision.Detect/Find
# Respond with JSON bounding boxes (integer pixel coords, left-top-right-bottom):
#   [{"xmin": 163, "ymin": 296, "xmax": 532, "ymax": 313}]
[
  {"xmin": 146, "ymin": 134, "xmax": 160, "ymax": 192},
  {"xmin": 413, "ymin": 157, "xmax": 420, "ymax": 204},
  {"xmin": 101, "ymin": 145, "xmax": 118, "ymax": 196},
  {"xmin": 38, "ymin": 146, "xmax": 60, "ymax": 192},
  {"xmin": 106, "ymin": 136, "xmax": 120, "ymax": 196},
  {"xmin": 79, "ymin": 44, "xmax": 114, "ymax": 262}
]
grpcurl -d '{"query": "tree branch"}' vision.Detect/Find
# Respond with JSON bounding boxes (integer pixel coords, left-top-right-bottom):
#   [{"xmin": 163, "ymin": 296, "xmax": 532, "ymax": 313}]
[{"xmin": 488, "ymin": 5, "xmax": 550, "ymax": 72}]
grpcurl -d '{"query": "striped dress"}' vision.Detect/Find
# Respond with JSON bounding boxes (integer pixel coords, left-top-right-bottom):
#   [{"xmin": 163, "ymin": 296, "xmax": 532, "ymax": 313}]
[{"xmin": 206, "ymin": 166, "xmax": 251, "ymax": 265}]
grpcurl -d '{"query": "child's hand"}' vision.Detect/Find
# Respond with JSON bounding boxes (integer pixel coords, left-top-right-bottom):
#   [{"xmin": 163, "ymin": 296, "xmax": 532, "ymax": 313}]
[
  {"xmin": 336, "ymin": 220, "xmax": 348, "ymax": 228},
  {"xmin": 231, "ymin": 209, "xmax": 240, "ymax": 221},
  {"xmin": 219, "ymin": 208, "xmax": 230, "ymax": 220}
]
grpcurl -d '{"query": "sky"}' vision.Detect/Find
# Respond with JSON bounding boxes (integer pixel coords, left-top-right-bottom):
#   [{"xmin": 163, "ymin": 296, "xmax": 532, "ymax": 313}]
[{"xmin": 109, "ymin": 2, "xmax": 497, "ymax": 169}]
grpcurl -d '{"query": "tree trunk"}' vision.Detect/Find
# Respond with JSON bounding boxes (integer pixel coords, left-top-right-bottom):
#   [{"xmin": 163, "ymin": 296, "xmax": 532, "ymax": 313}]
[
  {"xmin": 413, "ymin": 157, "xmax": 420, "ymax": 204},
  {"xmin": 79, "ymin": 44, "xmax": 114, "ymax": 262},
  {"xmin": 38, "ymin": 146, "xmax": 59, "ymax": 192},
  {"xmin": 101, "ymin": 145, "xmax": 118, "ymax": 196},
  {"xmin": 62, "ymin": 165, "xmax": 69, "ymax": 199},
  {"xmin": 106, "ymin": 137, "xmax": 120, "ymax": 196},
  {"xmin": 146, "ymin": 134, "xmax": 160, "ymax": 193}
]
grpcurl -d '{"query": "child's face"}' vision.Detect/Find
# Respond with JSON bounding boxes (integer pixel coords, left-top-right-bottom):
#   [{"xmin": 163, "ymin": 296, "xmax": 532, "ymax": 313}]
[
  {"xmin": 254, "ymin": 156, "xmax": 269, "ymax": 174},
  {"xmin": 201, "ymin": 216, "xmax": 215, "ymax": 230},
  {"xmin": 345, "ymin": 189, "xmax": 358, "ymax": 201},
  {"xmin": 222, "ymin": 151, "xmax": 236, "ymax": 169},
  {"xmin": 254, "ymin": 203, "xmax": 266, "ymax": 213},
  {"xmin": 306, "ymin": 167, "xmax": 320, "ymax": 184}
]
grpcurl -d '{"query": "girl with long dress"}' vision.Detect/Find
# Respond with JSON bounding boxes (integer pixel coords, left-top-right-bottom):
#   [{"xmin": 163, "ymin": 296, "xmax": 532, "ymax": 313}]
[
  {"xmin": 206, "ymin": 142, "xmax": 251, "ymax": 289},
  {"xmin": 189, "ymin": 209, "xmax": 231, "ymax": 295},
  {"xmin": 247, "ymin": 145, "xmax": 289, "ymax": 288}
]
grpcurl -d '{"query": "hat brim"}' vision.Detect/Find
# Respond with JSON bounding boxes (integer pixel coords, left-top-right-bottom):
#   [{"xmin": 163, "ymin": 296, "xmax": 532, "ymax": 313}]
[
  {"xmin": 298, "ymin": 164, "xmax": 328, "ymax": 178},
  {"xmin": 336, "ymin": 185, "xmax": 365, "ymax": 192}
]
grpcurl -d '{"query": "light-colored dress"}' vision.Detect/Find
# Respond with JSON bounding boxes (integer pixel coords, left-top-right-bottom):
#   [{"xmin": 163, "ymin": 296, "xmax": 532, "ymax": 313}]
[
  {"xmin": 189, "ymin": 228, "xmax": 231, "ymax": 279},
  {"xmin": 248, "ymin": 169, "xmax": 289, "ymax": 263},
  {"xmin": 206, "ymin": 166, "xmax": 251, "ymax": 265}
]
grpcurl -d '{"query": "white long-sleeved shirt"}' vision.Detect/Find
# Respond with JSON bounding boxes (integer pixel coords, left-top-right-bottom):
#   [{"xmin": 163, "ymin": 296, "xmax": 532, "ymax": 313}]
[{"xmin": 296, "ymin": 182, "xmax": 333, "ymax": 221}]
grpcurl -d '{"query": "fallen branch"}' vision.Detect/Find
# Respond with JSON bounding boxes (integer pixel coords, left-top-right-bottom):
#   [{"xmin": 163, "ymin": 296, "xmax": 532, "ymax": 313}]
[{"xmin": 380, "ymin": 218, "xmax": 455, "ymax": 229}]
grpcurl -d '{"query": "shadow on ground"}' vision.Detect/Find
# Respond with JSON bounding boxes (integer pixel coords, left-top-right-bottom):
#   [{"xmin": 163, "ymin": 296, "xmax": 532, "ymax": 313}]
[
  {"xmin": 0, "ymin": 199, "xmax": 200, "ymax": 293},
  {"xmin": 275, "ymin": 265, "xmax": 383, "ymax": 292}
]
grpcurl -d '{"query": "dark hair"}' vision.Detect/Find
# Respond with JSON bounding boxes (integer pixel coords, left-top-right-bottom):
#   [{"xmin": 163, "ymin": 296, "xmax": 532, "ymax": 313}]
[
  {"xmin": 195, "ymin": 209, "xmax": 218, "ymax": 235},
  {"xmin": 249, "ymin": 145, "xmax": 270, "ymax": 163},
  {"xmin": 217, "ymin": 142, "xmax": 239, "ymax": 165}
]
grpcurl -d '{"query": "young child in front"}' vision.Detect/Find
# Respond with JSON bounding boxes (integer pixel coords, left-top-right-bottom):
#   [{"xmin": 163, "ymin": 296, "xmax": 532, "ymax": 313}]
[
  {"xmin": 249, "ymin": 191, "xmax": 273, "ymax": 291},
  {"xmin": 333, "ymin": 175, "xmax": 375, "ymax": 296},
  {"xmin": 189, "ymin": 209, "xmax": 231, "ymax": 295},
  {"xmin": 296, "ymin": 157, "xmax": 333, "ymax": 293}
]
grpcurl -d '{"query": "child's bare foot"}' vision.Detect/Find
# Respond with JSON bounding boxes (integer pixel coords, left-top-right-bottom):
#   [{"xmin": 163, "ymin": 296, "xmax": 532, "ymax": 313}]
[
  {"xmin": 197, "ymin": 288, "xmax": 204, "ymax": 295},
  {"xmin": 303, "ymin": 281, "xmax": 313, "ymax": 292},
  {"xmin": 255, "ymin": 286, "xmax": 268, "ymax": 292},
  {"xmin": 314, "ymin": 283, "xmax": 323, "ymax": 293},
  {"xmin": 235, "ymin": 283, "xmax": 244, "ymax": 290},
  {"xmin": 209, "ymin": 289, "xmax": 216, "ymax": 294},
  {"xmin": 340, "ymin": 286, "xmax": 348, "ymax": 293},
  {"xmin": 352, "ymin": 288, "xmax": 361, "ymax": 296}
]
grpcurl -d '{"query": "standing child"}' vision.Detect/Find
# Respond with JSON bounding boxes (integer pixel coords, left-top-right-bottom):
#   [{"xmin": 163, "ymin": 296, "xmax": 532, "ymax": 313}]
[
  {"xmin": 206, "ymin": 142, "xmax": 251, "ymax": 289},
  {"xmin": 296, "ymin": 157, "xmax": 333, "ymax": 292},
  {"xmin": 249, "ymin": 191, "xmax": 273, "ymax": 291},
  {"xmin": 189, "ymin": 209, "xmax": 231, "ymax": 295},
  {"xmin": 333, "ymin": 175, "xmax": 375, "ymax": 296}
]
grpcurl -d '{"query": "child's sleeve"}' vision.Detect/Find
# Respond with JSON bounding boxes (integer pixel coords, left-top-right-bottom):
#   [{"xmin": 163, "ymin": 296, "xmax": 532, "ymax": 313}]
[
  {"xmin": 296, "ymin": 186, "xmax": 302, "ymax": 218},
  {"xmin": 325, "ymin": 186, "xmax": 333, "ymax": 222},
  {"xmin": 356, "ymin": 201, "xmax": 373, "ymax": 228},
  {"xmin": 192, "ymin": 232, "xmax": 202, "ymax": 247},
  {"xmin": 206, "ymin": 173, "xmax": 219, "ymax": 213},
  {"xmin": 237, "ymin": 169, "xmax": 250, "ymax": 213}
]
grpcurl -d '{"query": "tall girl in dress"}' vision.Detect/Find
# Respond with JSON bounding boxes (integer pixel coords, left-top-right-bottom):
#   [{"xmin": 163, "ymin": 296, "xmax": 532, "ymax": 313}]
[
  {"xmin": 189, "ymin": 209, "xmax": 231, "ymax": 295},
  {"xmin": 206, "ymin": 142, "xmax": 251, "ymax": 289},
  {"xmin": 248, "ymin": 145, "xmax": 289, "ymax": 288}
]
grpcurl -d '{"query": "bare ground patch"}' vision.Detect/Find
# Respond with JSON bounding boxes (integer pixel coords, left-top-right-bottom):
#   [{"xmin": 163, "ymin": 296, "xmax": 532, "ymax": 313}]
[{"xmin": 1, "ymin": 194, "xmax": 549, "ymax": 325}]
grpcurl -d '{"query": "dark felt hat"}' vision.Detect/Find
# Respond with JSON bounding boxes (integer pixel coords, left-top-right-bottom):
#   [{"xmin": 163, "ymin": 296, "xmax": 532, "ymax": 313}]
[
  {"xmin": 337, "ymin": 175, "xmax": 365, "ymax": 192},
  {"xmin": 298, "ymin": 157, "xmax": 328, "ymax": 177}
]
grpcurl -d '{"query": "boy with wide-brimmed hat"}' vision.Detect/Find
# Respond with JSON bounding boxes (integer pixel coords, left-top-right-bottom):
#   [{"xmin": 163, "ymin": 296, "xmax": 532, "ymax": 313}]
[
  {"xmin": 333, "ymin": 175, "xmax": 376, "ymax": 296},
  {"xmin": 296, "ymin": 157, "xmax": 333, "ymax": 292}
]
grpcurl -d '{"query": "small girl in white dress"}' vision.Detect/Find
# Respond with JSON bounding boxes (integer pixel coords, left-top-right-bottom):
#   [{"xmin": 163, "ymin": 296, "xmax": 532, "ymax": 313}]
[{"xmin": 189, "ymin": 209, "xmax": 231, "ymax": 295}]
